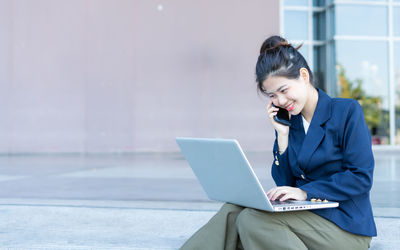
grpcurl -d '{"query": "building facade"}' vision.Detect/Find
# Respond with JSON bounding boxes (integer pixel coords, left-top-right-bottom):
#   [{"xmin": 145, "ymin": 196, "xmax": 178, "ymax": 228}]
[
  {"xmin": 0, "ymin": 1, "xmax": 279, "ymax": 153},
  {"xmin": 281, "ymin": 0, "xmax": 400, "ymax": 147},
  {"xmin": 1, "ymin": 1, "xmax": 399, "ymax": 153}
]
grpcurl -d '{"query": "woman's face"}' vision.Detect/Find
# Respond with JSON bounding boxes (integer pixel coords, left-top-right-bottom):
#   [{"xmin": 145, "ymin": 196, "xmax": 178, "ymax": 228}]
[{"xmin": 262, "ymin": 73, "xmax": 309, "ymax": 116}]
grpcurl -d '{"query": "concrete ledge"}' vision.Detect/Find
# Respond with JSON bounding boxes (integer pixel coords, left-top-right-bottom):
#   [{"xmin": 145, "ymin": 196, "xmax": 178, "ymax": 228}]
[{"xmin": 0, "ymin": 200, "xmax": 397, "ymax": 249}]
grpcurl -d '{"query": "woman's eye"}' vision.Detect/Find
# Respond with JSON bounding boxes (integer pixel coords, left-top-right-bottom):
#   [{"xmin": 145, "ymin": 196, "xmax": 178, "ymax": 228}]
[
  {"xmin": 281, "ymin": 89, "xmax": 287, "ymax": 93},
  {"xmin": 269, "ymin": 95, "xmax": 275, "ymax": 98}
]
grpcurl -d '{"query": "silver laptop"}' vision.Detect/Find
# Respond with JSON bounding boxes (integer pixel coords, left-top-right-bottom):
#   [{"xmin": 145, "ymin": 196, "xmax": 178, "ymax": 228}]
[{"xmin": 176, "ymin": 137, "xmax": 339, "ymax": 212}]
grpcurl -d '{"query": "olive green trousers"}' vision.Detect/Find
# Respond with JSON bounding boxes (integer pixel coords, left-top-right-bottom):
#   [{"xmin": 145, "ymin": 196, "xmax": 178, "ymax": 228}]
[{"xmin": 180, "ymin": 203, "xmax": 371, "ymax": 250}]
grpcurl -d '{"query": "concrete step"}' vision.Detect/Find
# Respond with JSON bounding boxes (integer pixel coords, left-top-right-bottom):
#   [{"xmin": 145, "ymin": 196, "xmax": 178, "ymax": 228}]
[{"xmin": 0, "ymin": 200, "xmax": 397, "ymax": 249}]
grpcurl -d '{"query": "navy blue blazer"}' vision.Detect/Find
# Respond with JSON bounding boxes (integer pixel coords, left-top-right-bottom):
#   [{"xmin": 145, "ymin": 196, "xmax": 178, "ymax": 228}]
[{"xmin": 272, "ymin": 88, "xmax": 377, "ymax": 237}]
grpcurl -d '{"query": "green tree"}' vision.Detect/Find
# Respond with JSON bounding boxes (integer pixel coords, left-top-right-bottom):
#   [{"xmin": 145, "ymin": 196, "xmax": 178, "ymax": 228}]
[{"xmin": 336, "ymin": 64, "xmax": 382, "ymax": 134}]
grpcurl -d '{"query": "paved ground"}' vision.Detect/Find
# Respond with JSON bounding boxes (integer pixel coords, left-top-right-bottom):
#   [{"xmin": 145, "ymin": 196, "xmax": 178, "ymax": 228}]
[{"xmin": 0, "ymin": 151, "xmax": 398, "ymax": 249}]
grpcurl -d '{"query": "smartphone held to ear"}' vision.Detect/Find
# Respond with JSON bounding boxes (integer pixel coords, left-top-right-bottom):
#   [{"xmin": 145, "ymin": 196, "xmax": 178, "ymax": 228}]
[{"xmin": 272, "ymin": 104, "xmax": 291, "ymax": 126}]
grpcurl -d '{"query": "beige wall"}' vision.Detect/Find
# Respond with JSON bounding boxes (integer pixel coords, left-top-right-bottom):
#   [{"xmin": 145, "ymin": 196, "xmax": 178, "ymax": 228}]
[{"xmin": 0, "ymin": 0, "xmax": 279, "ymax": 153}]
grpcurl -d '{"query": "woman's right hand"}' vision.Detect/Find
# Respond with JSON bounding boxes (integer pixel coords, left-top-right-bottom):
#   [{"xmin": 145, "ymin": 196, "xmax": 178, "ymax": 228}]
[{"xmin": 267, "ymin": 101, "xmax": 290, "ymax": 136}]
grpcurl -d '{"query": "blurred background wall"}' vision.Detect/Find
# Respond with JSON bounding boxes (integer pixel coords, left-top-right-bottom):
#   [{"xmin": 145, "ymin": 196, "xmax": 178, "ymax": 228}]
[{"xmin": 0, "ymin": 0, "xmax": 278, "ymax": 153}]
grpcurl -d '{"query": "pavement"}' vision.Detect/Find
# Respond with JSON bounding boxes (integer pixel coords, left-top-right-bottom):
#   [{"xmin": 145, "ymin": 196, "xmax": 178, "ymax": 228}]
[{"xmin": 0, "ymin": 151, "xmax": 398, "ymax": 249}]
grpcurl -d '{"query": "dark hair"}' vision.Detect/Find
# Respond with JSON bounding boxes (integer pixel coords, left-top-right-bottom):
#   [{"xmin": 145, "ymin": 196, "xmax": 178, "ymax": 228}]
[{"xmin": 255, "ymin": 35, "xmax": 314, "ymax": 95}]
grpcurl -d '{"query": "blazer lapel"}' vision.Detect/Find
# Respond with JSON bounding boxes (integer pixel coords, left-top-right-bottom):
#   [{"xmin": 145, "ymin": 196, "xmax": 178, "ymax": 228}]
[
  {"xmin": 288, "ymin": 114, "xmax": 305, "ymax": 158},
  {"xmin": 286, "ymin": 114, "xmax": 306, "ymax": 177},
  {"xmin": 297, "ymin": 89, "xmax": 332, "ymax": 169}
]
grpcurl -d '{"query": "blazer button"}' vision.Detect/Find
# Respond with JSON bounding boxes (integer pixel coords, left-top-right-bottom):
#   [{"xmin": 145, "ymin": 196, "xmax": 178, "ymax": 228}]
[
  {"xmin": 301, "ymin": 174, "xmax": 305, "ymax": 179},
  {"xmin": 274, "ymin": 155, "xmax": 279, "ymax": 166}
]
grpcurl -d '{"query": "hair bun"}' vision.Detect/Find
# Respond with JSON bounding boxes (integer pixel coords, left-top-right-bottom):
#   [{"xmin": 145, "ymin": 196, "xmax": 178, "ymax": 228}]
[
  {"xmin": 256, "ymin": 35, "xmax": 312, "ymax": 90},
  {"xmin": 259, "ymin": 36, "xmax": 291, "ymax": 54}
]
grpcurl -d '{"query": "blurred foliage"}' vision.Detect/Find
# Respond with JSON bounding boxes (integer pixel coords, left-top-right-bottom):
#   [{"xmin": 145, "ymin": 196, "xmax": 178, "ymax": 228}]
[{"xmin": 336, "ymin": 64, "xmax": 384, "ymax": 135}]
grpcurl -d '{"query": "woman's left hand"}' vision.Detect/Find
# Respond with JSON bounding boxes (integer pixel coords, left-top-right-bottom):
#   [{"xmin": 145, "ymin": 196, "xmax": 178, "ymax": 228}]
[{"xmin": 266, "ymin": 186, "xmax": 307, "ymax": 201}]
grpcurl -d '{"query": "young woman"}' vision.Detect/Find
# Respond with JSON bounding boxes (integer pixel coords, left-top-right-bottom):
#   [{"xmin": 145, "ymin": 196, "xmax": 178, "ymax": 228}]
[{"xmin": 180, "ymin": 35, "xmax": 376, "ymax": 250}]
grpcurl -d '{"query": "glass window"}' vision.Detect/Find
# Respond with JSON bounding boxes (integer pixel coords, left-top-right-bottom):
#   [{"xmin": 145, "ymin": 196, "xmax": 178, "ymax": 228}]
[
  {"xmin": 327, "ymin": 42, "xmax": 337, "ymax": 95},
  {"xmin": 284, "ymin": 0, "xmax": 308, "ymax": 6},
  {"xmin": 284, "ymin": 10, "xmax": 309, "ymax": 40},
  {"xmin": 313, "ymin": 45, "xmax": 327, "ymax": 91},
  {"xmin": 335, "ymin": 5, "xmax": 388, "ymax": 36},
  {"xmin": 335, "ymin": 41, "xmax": 389, "ymax": 144},
  {"xmin": 394, "ymin": 42, "xmax": 400, "ymax": 144},
  {"xmin": 298, "ymin": 44, "xmax": 309, "ymax": 64},
  {"xmin": 394, "ymin": 7, "xmax": 400, "ymax": 37},
  {"xmin": 338, "ymin": 0, "xmax": 387, "ymax": 1},
  {"xmin": 313, "ymin": 0, "xmax": 327, "ymax": 7},
  {"xmin": 395, "ymin": 42, "xmax": 400, "ymax": 84},
  {"xmin": 313, "ymin": 10, "xmax": 326, "ymax": 40},
  {"xmin": 327, "ymin": 7, "xmax": 335, "ymax": 40}
]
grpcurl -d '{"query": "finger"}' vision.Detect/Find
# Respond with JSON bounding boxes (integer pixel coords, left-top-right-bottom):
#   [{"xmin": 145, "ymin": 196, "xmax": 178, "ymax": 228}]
[
  {"xmin": 267, "ymin": 100, "xmax": 278, "ymax": 111},
  {"xmin": 268, "ymin": 186, "xmax": 290, "ymax": 200},
  {"xmin": 266, "ymin": 187, "xmax": 277, "ymax": 199},
  {"xmin": 270, "ymin": 105, "xmax": 279, "ymax": 111},
  {"xmin": 267, "ymin": 106, "xmax": 278, "ymax": 114},
  {"xmin": 267, "ymin": 103, "xmax": 279, "ymax": 113},
  {"xmin": 267, "ymin": 188, "xmax": 282, "ymax": 200},
  {"xmin": 269, "ymin": 112, "xmax": 277, "ymax": 119},
  {"xmin": 271, "ymin": 188, "xmax": 287, "ymax": 201},
  {"xmin": 272, "ymin": 187, "xmax": 294, "ymax": 201},
  {"xmin": 279, "ymin": 193, "xmax": 295, "ymax": 201},
  {"xmin": 267, "ymin": 100, "xmax": 272, "ymax": 109},
  {"xmin": 267, "ymin": 188, "xmax": 280, "ymax": 200},
  {"xmin": 268, "ymin": 186, "xmax": 287, "ymax": 193}
]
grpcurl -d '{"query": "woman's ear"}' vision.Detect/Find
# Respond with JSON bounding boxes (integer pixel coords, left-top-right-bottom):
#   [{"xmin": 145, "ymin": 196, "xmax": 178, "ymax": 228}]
[{"xmin": 299, "ymin": 67, "xmax": 310, "ymax": 84}]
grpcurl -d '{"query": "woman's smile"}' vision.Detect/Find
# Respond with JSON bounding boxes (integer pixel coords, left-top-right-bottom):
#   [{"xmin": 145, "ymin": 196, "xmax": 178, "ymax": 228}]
[{"xmin": 285, "ymin": 102, "xmax": 295, "ymax": 111}]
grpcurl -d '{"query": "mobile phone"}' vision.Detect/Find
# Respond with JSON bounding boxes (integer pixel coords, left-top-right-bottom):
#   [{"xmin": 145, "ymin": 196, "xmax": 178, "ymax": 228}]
[{"xmin": 272, "ymin": 104, "xmax": 291, "ymax": 126}]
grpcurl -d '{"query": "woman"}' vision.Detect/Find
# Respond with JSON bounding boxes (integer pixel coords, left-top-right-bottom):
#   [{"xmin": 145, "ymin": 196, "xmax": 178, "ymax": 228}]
[{"xmin": 180, "ymin": 35, "xmax": 376, "ymax": 250}]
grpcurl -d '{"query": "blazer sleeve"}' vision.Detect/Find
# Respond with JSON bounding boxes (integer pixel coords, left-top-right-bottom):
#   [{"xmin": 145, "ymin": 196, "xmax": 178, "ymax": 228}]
[
  {"xmin": 271, "ymin": 138, "xmax": 296, "ymax": 187},
  {"xmin": 299, "ymin": 101, "xmax": 374, "ymax": 201}
]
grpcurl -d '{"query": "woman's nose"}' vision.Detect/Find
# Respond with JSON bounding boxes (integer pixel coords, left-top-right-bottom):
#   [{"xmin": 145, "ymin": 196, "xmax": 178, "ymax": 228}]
[{"xmin": 277, "ymin": 95, "xmax": 287, "ymax": 107}]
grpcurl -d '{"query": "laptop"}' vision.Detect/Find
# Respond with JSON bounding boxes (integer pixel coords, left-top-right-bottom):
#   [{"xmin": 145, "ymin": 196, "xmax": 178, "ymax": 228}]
[{"xmin": 176, "ymin": 137, "xmax": 339, "ymax": 212}]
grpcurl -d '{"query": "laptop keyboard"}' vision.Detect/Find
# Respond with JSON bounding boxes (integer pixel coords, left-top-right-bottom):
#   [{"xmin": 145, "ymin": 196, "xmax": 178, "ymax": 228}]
[
  {"xmin": 271, "ymin": 200, "xmax": 315, "ymax": 206},
  {"xmin": 271, "ymin": 200, "xmax": 295, "ymax": 205}
]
